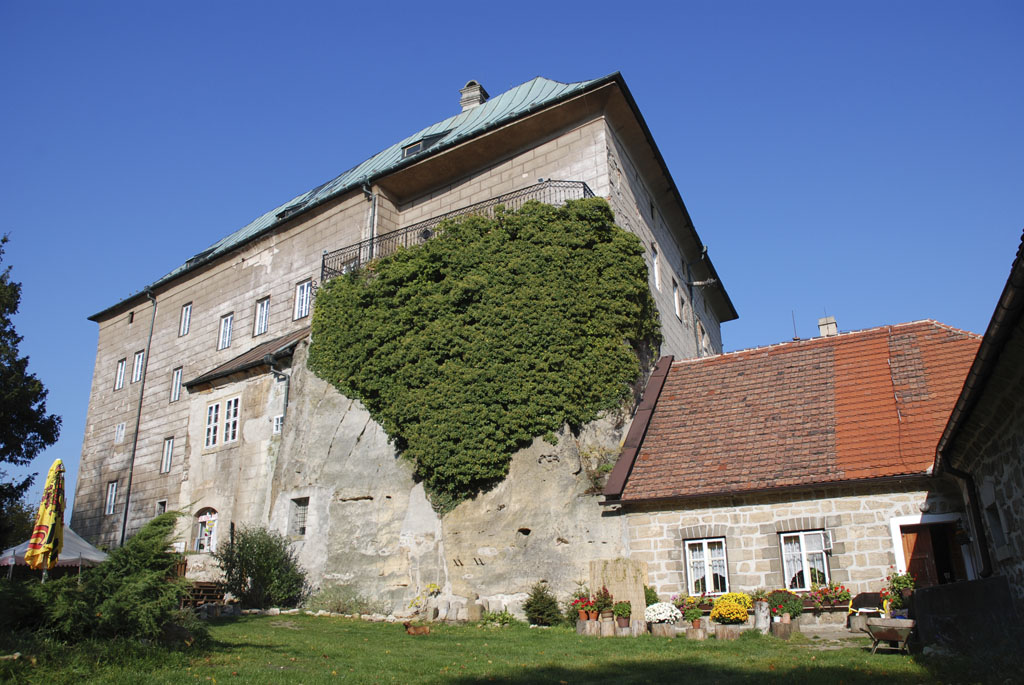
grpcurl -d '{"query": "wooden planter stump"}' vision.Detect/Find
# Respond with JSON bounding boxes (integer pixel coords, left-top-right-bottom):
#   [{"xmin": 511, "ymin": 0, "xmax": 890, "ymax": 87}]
[
  {"xmin": 685, "ymin": 627, "xmax": 706, "ymax": 640},
  {"xmin": 650, "ymin": 623, "xmax": 676, "ymax": 638},
  {"xmin": 771, "ymin": 622, "xmax": 794, "ymax": 640},
  {"xmin": 714, "ymin": 624, "xmax": 743, "ymax": 641}
]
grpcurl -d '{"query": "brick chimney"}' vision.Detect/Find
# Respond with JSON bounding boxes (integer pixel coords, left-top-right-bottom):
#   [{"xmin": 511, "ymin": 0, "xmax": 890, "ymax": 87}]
[
  {"xmin": 459, "ymin": 80, "xmax": 489, "ymax": 112},
  {"xmin": 818, "ymin": 316, "xmax": 838, "ymax": 337}
]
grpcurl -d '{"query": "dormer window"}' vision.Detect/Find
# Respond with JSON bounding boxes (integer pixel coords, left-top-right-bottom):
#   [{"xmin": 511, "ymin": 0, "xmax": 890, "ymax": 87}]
[{"xmin": 401, "ymin": 132, "xmax": 446, "ymax": 159}]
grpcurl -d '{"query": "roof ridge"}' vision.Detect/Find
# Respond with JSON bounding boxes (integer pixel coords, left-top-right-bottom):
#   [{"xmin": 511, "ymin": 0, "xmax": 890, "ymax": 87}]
[{"xmin": 675, "ymin": 319, "xmax": 980, "ymax": 366}]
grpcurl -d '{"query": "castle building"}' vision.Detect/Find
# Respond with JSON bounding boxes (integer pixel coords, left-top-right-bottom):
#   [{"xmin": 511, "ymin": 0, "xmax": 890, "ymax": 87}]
[{"xmin": 71, "ymin": 74, "xmax": 735, "ymax": 601}]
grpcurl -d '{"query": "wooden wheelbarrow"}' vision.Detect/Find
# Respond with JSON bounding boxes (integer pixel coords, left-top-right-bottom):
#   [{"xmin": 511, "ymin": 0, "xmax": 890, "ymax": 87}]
[{"xmin": 865, "ymin": 618, "xmax": 915, "ymax": 654}]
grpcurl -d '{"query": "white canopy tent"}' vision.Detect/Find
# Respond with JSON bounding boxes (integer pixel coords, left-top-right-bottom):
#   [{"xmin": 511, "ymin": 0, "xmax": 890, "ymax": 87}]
[{"xmin": 2, "ymin": 527, "xmax": 108, "ymax": 575}]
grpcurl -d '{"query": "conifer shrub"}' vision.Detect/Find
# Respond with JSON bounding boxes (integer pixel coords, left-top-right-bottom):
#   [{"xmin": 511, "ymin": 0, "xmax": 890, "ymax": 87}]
[
  {"xmin": 309, "ymin": 198, "xmax": 660, "ymax": 509},
  {"xmin": 644, "ymin": 585, "xmax": 660, "ymax": 606},
  {"xmin": 214, "ymin": 526, "xmax": 307, "ymax": 609},
  {"xmin": 522, "ymin": 581, "xmax": 563, "ymax": 626}
]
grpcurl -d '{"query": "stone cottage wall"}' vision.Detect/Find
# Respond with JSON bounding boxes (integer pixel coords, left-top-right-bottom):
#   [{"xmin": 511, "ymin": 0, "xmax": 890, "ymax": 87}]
[{"xmin": 623, "ymin": 478, "xmax": 967, "ymax": 600}]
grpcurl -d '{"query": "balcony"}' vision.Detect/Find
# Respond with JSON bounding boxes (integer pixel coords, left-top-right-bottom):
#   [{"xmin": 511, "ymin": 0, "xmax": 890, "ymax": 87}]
[{"xmin": 321, "ymin": 180, "xmax": 594, "ymax": 282}]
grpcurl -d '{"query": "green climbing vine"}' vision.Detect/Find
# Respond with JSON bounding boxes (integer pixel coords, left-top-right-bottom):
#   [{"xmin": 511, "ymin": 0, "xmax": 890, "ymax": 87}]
[{"xmin": 307, "ymin": 197, "xmax": 660, "ymax": 511}]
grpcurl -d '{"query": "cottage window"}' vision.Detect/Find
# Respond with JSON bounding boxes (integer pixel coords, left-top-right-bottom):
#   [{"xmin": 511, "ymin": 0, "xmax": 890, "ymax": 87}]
[
  {"xmin": 179, "ymin": 302, "xmax": 192, "ymax": 336},
  {"xmin": 273, "ymin": 414, "xmax": 284, "ymax": 435},
  {"xmin": 290, "ymin": 497, "xmax": 309, "ymax": 537},
  {"xmin": 104, "ymin": 481, "xmax": 117, "ymax": 515},
  {"xmin": 204, "ymin": 402, "xmax": 220, "ymax": 448},
  {"xmin": 131, "ymin": 350, "xmax": 145, "ymax": 383},
  {"xmin": 193, "ymin": 508, "xmax": 218, "ymax": 553},
  {"xmin": 218, "ymin": 313, "xmax": 233, "ymax": 350},
  {"xmin": 780, "ymin": 530, "xmax": 829, "ymax": 591},
  {"xmin": 254, "ymin": 296, "xmax": 270, "ymax": 336},
  {"xmin": 685, "ymin": 538, "xmax": 729, "ymax": 595},
  {"xmin": 223, "ymin": 397, "xmax": 240, "ymax": 443},
  {"xmin": 114, "ymin": 358, "xmax": 126, "ymax": 390},
  {"xmin": 161, "ymin": 436, "xmax": 174, "ymax": 474},
  {"xmin": 294, "ymin": 279, "xmax": 312, "ymax": 320},
  {"xmin": 672, "ymin": 279, "xmax": 681, "ymax": 319},
  {"xmin": 155, "ymin": 500, "xmax": 167, "ymax": 516},
  {"xmin": 170, "ymin": 367, "xmax": 183, "ymax": 402},
  {"xmin": 114, "ymin": 422, "xmax": 126, "ymax": 445}
]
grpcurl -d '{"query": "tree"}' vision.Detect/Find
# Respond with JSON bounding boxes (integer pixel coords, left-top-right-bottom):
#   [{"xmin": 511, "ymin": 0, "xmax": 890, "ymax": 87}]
[{"xmin": 0, "ymin": 234, "xmax": 61, "ymax": 540}]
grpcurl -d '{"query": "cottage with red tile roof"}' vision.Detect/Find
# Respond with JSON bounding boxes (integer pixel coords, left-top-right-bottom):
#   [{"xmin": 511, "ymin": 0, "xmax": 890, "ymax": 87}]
[{"xmin": 604, "ymin": 320, "xmax": 981, "ymax": 600}]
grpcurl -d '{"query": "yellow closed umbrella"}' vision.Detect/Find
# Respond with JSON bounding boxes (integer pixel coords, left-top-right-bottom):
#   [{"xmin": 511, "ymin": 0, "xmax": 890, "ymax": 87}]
[{"xmin": 24, "ymin": 459, "xmax": 65, "ymax": 573}]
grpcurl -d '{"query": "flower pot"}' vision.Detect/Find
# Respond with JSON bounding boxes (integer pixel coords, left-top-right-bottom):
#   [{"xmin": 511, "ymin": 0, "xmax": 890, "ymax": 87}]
[
  {"xmin": 587, "ymin": 611, "xmax": 599, "ymax": 621},
  {"xmin": 616, "ymin": 616, "xmax": 630, "ymax": 628},
  {"xmin": 600, "ymin": 610, "xmax": 613, "ymax": 620},
  {"xmin": 578, "ymin": 610, "xmax": 587, "ymax": 621},
  {"xmin": 691, "ymin": 619, "xmax": 701, "ymax": 629}
]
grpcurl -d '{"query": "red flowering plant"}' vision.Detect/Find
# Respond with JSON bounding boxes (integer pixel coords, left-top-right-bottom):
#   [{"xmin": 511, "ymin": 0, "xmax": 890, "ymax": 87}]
[
  {"xmin": 570, "ymin": 597, "xmax": 595, "ymax": 612},
  {"xmin": 808, "ymin": 581, "xmax": 852, "ymax": 612},
  {"xmin": 883, "ymin": 566, "xmax": 915, "ymax": 610}
]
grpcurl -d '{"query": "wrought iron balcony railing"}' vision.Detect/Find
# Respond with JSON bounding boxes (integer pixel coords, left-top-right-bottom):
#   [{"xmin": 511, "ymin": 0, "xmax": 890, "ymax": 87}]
[{"xmin": 321, "ymin": 180, "xmax": 594, "ymax": 282}]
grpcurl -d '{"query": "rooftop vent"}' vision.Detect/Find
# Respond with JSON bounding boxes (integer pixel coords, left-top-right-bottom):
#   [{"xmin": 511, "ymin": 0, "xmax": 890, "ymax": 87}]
[
  {"xmin": 818, "ymin": 316, "xmax": 838, "ymax": 337},
  {"xmin": 459, "ymin": 80, "xmax": 489, "ymax": 112}
]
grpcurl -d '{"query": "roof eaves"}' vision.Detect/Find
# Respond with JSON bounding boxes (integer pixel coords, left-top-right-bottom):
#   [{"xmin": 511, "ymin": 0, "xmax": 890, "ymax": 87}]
[{"xmin": 936, "ymin": 229, "xmax": 1024, "ymax": 468}]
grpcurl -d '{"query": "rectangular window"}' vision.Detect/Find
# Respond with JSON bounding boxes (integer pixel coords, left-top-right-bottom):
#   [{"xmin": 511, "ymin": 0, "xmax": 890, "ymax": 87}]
[
  {"xmin": 218, "ymin": 312, "xmax": 233, "ymax": 350},
  {"xmin": 205, "ymin": 403, "xmax": 220, "ymax": 448},
  {"xmin": 672, "ymin": 280, "xmax": 681, "ymax": 319},
  {"xmin": 155, "ymin": 500, "xmax": 167, "ymax": 516},
  {"xmin": 105, "ymin": 481, "xmax": 117, "ymax": 515},
  {"xmin": 685, "ymin": 538, "xmax": 729, "ymax": 595},
  {"xmin": 161, "ymin": 436, "xmax": 174, "ymax": 473},
  {"xmin": 294, "ymin": 279, "xmax": 312, "ymax": 319},
  {"xmin": 273, "ymin": 414, "xmax": 284, "ymax": 435},
  {"xmin": 170, "ymin": 367, "xmax": 183, "ymax": 403},
  {"xmin": 179, "ymin": 302, "xmax": 192, "ymax": 336},
  {"xmin": 114, "ymin": 358, "xmax": 126, "ymax": 390},
  {"xmin": 780, "ymin": 530, "xmax": 830, "ymax": 591},
  {"xmin": 223, "ymin": 397, "xmax": 240, "ymax": 443},
  {"xmin": 253, "ymin": 296, "xmax": 270, "ymax": 337},
  {"xmin": 131, "ymin": 350, "xmax": 145, "ymax": 383},
  {"xmin": 651, "ymin": 245, "xmax": 661, "ymax": 291},
  {"xmin": 114, "ymin": 422, "xmax": 126, "ymax": 444},
  {"xmin": 291, "ymin": 497, "xmax": 309, "ymax": 537}
]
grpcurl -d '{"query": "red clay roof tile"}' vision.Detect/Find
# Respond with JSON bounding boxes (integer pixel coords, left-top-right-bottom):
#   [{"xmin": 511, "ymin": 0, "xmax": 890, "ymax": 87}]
[{"xmin": 614, "ymin": 321, "xmax": 979, "ymax": 502}]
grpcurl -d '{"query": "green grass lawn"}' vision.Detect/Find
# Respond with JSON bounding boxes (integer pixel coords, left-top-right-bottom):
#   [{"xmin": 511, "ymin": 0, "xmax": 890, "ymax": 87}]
[{"xmin": 0, "ymin": 615, "xmax": 1005, "ymax": 684}]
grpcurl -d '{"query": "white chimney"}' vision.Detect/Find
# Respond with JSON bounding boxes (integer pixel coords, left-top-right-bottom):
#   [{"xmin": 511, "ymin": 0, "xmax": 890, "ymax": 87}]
[
  {"xmin": 459, "ymin": 80, "xmax": 489, "ymax": 111},
  {"xmin": 818, "ymin": 316, "xmax": 838, "ymax": 337}
]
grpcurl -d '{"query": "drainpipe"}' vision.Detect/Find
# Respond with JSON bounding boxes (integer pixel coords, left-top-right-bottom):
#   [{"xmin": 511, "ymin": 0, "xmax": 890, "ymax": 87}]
[
  {"xmin": 938, "ymin": 457, "xmax": 993, "ymax": 578},
  {"xmin": 263, "ymin": 354, "xmax": 290, "ymax": 422},
  {"xmin": 120, "ymin": 287, "xmax": 157, "ymax": 547},
  {"xmin": 363, "ymin": 183, "xmax": 377, "ymax": 261}
]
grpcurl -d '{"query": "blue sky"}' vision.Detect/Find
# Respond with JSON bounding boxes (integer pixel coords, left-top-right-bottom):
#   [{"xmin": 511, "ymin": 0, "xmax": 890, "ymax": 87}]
[{"xmin": 2, "ymin": 2, "xmax": 1021, "ymax": 513}]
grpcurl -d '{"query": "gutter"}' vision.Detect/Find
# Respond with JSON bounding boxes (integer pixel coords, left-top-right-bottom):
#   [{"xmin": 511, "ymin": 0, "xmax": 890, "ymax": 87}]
[
  {"xmin": 120, "ymin": 287, "xmax": 157, "ymax": 547},
  {"xmin": 603, "ymin": 472, "xmax": 933, "ymax": 508}
]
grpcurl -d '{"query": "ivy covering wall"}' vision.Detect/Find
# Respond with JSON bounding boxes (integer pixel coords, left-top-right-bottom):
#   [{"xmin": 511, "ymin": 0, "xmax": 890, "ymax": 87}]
[{"xmin": 307, "ymin": 198, "xmax": 660, "ymax": 511}]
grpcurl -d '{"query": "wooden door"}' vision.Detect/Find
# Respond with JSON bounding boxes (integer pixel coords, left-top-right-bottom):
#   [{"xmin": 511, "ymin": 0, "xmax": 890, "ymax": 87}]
[{"xmin": 900, "ymin": 525, "xmax": 939, "ymax": 588}]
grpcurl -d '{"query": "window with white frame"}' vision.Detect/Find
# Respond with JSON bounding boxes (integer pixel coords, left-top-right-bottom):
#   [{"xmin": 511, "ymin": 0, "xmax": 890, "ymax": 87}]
[
  {"xmin": 114, "ymin": 358, "xmax": 126, "ymax": 390},
  {"xmin": 672, "ymin": 279, "xmax": 681, "ymax": 319},
  {"xmin": 170, "ymin": 367, "xmax": 183, "ymax": 402},
  {"xmin": 780, "ymin": 530, "xmax": 830, "ymax": 591},
  {"xmin": 685, "ymin": 538, "xmax": 729, "ymax": 595},
  {"xmin": 161, "ymin": 436, "xmax": 174, "ymax": 473},
  {"xmin": 273, "ymin": 414, "xmax": 284, "ymax": 435},
  {"xmin": 651, "ymin": 245, "xmax": 661, "ymax": 291},
  {"xmin": 131, "ymin": 350, "xmax": 145, "ymax": 383},
  {"xmin": 218, "ymin": 313, "xmax": 233, "ymax": 350},
  {"xmin": 193, "ymin": 508, "xmax": 217, "ymax": 553},
  {"xmin": 204, "ymin": 403, "xmax": 220, "ymax": 448},
  {"xmin": 253, "ymin": 296, "xmax": 270, "ymax": 336},
  {"xmin": 114, "ymin": 422, "xmax": 126, "ymax": 444},
  {"xmin": 294, "ymin": 279, "xmax": 312, "ymax": 319},
  {"xmin": 104, "ymin": 481, "xmax": 117, "ymax": 515},
  {"xmin": 223, "ymin": 397, "xmax": 240, "ymax": 443},
  {"xmin": 179, "ymin": 302, "xmax": 192, "ymax": 336},
  {"xmin": 290, "ymin": 497, "xmax": 309, "ymax": 537}
]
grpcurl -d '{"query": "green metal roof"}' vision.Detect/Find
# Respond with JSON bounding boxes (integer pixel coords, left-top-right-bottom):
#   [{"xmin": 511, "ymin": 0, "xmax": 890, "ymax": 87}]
[{"xmin": 91, "ymin": 74, "xmax": 612, "ymax": 320}]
